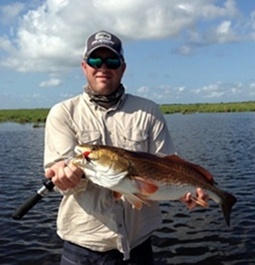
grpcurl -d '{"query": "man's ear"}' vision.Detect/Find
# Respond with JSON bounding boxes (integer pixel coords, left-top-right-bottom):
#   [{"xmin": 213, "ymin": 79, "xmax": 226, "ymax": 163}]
[
  {"xmin": 121, "ymin": 62, "xmax": 126, "ymax": 75},
  {"xmin": 81, "ymin": 61, "xmax": 86, "ymax": 68},
  {"xmin": 81, "ymin": 61, "xmax": 87, "ymax": 74}
]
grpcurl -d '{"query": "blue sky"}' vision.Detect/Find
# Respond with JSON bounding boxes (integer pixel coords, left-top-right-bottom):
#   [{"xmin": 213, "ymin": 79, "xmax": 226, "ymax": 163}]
[{"xmin": 0, "ymin": 0, "xmax": 255, "ymax": 109}]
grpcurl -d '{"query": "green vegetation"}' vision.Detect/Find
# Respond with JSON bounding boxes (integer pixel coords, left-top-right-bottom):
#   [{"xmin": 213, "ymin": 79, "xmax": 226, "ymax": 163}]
[
  {"xmin": 0, "ymin": 101, "xmax": 255, "ymax": 125},
  {"xmin": 160, "ymin": 101, "xmax": 255, "ymax": 114},
  {"xmin": 0, "ymin": 109, "xmax": 49, "ymax": 125}
]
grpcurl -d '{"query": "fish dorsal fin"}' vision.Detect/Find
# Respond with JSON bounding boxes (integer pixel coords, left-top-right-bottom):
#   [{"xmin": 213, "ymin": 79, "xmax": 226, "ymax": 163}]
[
  {"xmin": 134, "ymin": 177, "xmax": 159, "ymax": 195},
  {"xmin": 164, "ymin": 154, "xmax": 214, "ymax": 183}
]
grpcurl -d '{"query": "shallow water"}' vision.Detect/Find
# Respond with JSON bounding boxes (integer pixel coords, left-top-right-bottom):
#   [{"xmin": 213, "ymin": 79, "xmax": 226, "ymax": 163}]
[{"xmin": 0, "ymin": 113, "xmax": 255, "ymax": 265}]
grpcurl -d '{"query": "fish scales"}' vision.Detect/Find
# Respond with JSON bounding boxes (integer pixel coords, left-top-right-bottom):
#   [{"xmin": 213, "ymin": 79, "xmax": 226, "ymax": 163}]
[
  {"xmin": 72, "ymin": 144, "xmax": 237, "ymax": 226},
  {"xmin": 111, "ymin": 149, "xmax": 217, "ymax": 191}
]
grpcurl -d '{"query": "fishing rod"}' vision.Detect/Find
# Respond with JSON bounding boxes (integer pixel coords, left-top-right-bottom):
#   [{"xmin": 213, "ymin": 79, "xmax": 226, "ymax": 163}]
[
  {"xmin": 12, "ymin": 179, "xmax": 55, "ymax": 220},
  {"xmin": 12, "ymin": 157, "xmax": 75, "ymax": 220}
]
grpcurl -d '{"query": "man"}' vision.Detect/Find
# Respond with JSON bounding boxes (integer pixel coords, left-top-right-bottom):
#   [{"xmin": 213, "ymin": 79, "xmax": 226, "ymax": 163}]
[{"xmin": 44, "ymin": 30, "xmax": 208, "ymax": 265}]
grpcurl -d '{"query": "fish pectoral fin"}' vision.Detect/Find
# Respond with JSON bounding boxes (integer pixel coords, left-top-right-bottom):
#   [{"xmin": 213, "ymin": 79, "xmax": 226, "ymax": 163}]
[
  {"xmin": 113, "ymin": 191, "xmax": 123, "ymax": 199},
  {"xmin": 134, "ymin": 177, "xmax": 158, "ymax": 195},
  {"xmin": 123, "ymin": 194, "xmax": 144, "ymax": 210},
  {"xmin": 135, "ymin": 194, "xmax": 151, "ymax": 207},
  {"xmin": 190, "ymin": 197, "xmax": 209, "ymax": 208}
]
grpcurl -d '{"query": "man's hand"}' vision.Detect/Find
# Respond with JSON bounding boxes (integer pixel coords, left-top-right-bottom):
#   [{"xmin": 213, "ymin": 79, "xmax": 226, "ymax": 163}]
[
  {"xmin": 45, "ymin": 160, "xmax": 84, "ymax": 190},
  {"xmin": 180, "ymin": 188, "xmax": 209, "ymax": 210}
]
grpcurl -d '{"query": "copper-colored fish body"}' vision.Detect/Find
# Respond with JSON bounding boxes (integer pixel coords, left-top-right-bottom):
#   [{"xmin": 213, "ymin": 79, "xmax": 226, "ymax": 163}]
[{"xmin": 72, "ymin": 144, "xmax": 237, "ymax": 226}]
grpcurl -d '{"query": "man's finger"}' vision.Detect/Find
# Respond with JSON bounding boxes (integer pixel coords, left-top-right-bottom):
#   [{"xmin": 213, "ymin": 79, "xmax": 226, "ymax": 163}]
[{"xmin": 45, "ymin": 169, "xmax": 55, "ymax": 178}]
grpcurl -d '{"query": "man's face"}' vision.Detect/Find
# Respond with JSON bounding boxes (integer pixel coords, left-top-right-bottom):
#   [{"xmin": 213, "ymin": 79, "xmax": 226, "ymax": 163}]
[{"xmin": 82, "ymin": 48, "xmax": 126, "ymax": 96}]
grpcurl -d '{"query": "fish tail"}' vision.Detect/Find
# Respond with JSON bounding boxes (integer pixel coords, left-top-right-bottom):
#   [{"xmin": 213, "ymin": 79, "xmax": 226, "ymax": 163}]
[{"xmin": 221, "ymin": 191, "xmax": 237, "ymax": 227}]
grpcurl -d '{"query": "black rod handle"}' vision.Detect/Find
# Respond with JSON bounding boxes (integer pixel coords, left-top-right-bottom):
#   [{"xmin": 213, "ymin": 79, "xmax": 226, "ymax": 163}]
[
  {"xmin": 12, "ymin": 179, "xmax": 55, "ymax": 220},
  {"xmin": 12, "ymin": 192, "xmax": 44, "ymax": 220}
]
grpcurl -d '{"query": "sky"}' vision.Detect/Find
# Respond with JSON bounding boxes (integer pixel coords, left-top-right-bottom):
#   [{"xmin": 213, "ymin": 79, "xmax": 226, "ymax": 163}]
[{"xmin": 0, "ymin": 0, "xmax": 255, "ymax": 109}]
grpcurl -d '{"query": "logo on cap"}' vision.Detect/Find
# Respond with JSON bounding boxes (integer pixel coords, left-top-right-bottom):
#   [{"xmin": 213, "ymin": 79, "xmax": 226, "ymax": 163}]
[
  {"xmin": 91, "ymin": 32, "xmax": 114, "ymax": 47},
  {"xmin": 95, "ymin": 32, "xmax": 112, "ymax": 41},
  {"xmin": 83, "ymin": 30, "xmax": 124, "ymax": 59}
]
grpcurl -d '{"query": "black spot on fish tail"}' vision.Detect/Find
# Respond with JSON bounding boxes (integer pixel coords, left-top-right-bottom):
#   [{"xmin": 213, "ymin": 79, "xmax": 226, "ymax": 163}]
[{"xmin": 221, "ymin": 191, "xmax": 237, "ymax": 227}]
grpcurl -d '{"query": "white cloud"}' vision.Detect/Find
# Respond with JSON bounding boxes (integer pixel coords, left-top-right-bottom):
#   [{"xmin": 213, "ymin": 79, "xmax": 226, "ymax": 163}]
[
  {"xmin": 0, "ymin": 36, "xmax": 15, "ymax": 52},
  {"xmin": 0, "ymin": 0, "xmax": 253, "ymax": 73},
  {"xmin": 60, "ymin": 93, "xmax": 76, "ymax": 99},
  {"xmin": 193, "ymin": 81, "xmax": 246, "ymax": 100},
  {"xmin": 211, "ymin": 20, "xmax": 240, "ymax": 43},
  {"xmin": 0, "ymin": 2, "xmax": 25, "ymax": 23},
  {"xmin": 176, "ymin": 45, "xmax": 193, "ymax": 55},
  {"xmin": 195, "ymin": 82, "xmax": 224, "ymax": 98},
  {"xmin": 39, "ymin": 77, "xmax": 62, "ymax": 87},
  {"xmin": 134, "ymin": 81, "xmax": 255, "ymax": 104},
  {"xmin": 248, "ymin": 82, "xmax": 255, "ymax": 96},
  {"xmin": 137, "ymin": 86, "xmax": 150, "ymax": 93},
  {"xmin": 249, "ymin": 11, "xmax": 255, "ymax": 40},
  {"xmin": 250, "ymin": 82, "xmax": 255, "ymax": 89},
  {"xmin": 182, "ymin": 19, "xmax": 241, "ymax": 51}
]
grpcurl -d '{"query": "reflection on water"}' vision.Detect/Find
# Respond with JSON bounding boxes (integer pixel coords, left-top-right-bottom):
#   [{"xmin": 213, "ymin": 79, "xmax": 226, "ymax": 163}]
[
  {"xmin": 0, "ymin": 123, "xmax": 63, "ymax": 265},
  {"xmin": 1, "ymin": 113, "xmax": 255, "ymax": 265}
]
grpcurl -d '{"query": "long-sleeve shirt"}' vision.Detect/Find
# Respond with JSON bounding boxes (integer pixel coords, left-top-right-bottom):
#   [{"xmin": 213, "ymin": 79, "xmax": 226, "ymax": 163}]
[{"xmin": 44, "ymin": 91, "xmax": 175, "ymax": 260}]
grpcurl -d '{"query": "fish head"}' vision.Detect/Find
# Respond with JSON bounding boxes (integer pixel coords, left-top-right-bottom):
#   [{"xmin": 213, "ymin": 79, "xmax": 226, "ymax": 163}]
[
  {"xmin": 72, "ymin": 144, "xmax": 130, "ymax": 174},
  {"xmin": 74, "ymin": 144, "xmax": 102, "ymax": 162}
]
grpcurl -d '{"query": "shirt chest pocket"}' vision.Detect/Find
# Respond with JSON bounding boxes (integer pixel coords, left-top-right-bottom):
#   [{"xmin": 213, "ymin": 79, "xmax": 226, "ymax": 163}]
[
  {"xmin": 77, "ymin": 130, "xmax": 101, "ymax": 145},
  {"xmin": 118, "ymin": 129, "xmax": 149, "ymax": 152}
]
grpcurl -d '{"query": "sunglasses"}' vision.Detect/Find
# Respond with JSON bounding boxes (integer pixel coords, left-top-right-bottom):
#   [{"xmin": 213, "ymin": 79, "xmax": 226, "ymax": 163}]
[{"xmin": 86, "ymin": 56, "xmax": 122, "ymax": 70}]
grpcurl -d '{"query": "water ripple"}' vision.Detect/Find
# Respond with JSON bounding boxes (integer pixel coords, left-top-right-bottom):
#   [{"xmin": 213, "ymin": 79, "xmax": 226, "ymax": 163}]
[{"xmin": 1, "ymin": 115, "xmax": 255, "ymax": 264}]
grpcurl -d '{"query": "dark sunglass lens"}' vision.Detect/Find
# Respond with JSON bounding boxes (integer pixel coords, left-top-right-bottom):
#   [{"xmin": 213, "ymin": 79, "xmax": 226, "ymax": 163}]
[
  {"xmin": 87, "ymin": 57, "xmax": 121, "ymax": 69},
  {"xmin": 105, "ymin": 58, "xmax": 121, "ymax": 69},
  {"xmin": 87, "ymin": 57, "xmax": 103, "ymax": 68}
]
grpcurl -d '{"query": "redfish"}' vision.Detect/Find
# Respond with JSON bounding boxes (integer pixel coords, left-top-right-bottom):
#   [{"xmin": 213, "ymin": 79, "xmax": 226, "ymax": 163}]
[{"xmin": 72, "ymin": 144, "xmax": 237, "ymax": 226}]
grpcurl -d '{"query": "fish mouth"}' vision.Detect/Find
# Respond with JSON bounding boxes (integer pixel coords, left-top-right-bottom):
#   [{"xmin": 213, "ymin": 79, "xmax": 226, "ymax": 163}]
[
  {"xmin": 74, "ymin": 146, "xmax": 88, "ymax": 157},
  {"xmin": 83, "ymin": 155, "xmax": 91, "ymax": 163},
  {"xmin": 74, "ymin": 145, "xmax": 85, "ymax": 155},
  {"xmin": 74, "ymin": 146, "xmax": 92, "ymax": 164}
]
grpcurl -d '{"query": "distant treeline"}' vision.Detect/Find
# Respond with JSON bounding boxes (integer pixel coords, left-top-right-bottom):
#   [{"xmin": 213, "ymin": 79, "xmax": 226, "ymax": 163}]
[{"xmin": 0, "ymin": 101, "xmax": 255, "ymax": 124}]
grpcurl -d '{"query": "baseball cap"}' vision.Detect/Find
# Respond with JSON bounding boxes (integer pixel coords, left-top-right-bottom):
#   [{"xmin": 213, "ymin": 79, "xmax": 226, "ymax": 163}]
[{"xmin": 83, "ymin": 30, "xmax": 124, "ymax": 59}]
